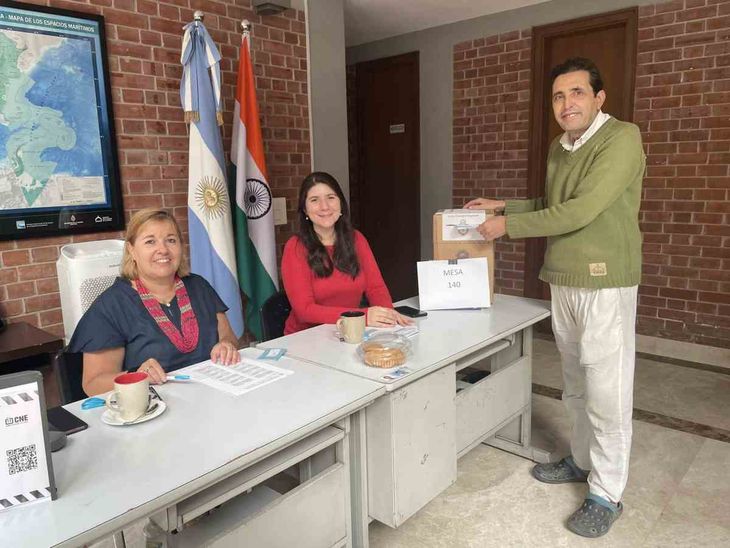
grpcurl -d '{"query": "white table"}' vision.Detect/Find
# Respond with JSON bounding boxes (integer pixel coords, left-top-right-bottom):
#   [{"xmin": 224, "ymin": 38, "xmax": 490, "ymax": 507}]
[
  {"xmin": 0, "ymin": 348, "xmax": 384, "ymax": 548},
  {"xmin": 259, "ymin": 294, "xmax": 551, "ymax": 529},
  {"xmin": 264, "ymin": 294, "xmax": 550, "ymax": 390}
]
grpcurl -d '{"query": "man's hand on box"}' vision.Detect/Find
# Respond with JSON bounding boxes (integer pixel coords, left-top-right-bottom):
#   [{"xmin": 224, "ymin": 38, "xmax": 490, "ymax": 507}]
[
  {"xmin": 476, "ymin": 216, "xmax": 506, "ymax": 241},
  {"xmin": 464, "ymin": 198, "xmax": 506, "ymax": 212}
]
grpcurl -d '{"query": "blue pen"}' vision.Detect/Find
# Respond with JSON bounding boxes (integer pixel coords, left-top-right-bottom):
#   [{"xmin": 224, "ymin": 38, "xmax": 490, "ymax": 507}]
[{"xmin": 166, "ymin": 374, "xmax": 191, "ymax": 381}]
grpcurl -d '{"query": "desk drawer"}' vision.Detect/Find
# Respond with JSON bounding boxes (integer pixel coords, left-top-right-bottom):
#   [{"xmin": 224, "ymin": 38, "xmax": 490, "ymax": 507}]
[
  {"xmin": 172, "ymin": 464, "xmax": 347, "ymax": 548},
  {"xmin": 455, "ymin": 355, "xmax": 530, "ymax": 454},
  {"xmin": 367, "ymin": 366, "xmax": 456, "ymax": 528}
]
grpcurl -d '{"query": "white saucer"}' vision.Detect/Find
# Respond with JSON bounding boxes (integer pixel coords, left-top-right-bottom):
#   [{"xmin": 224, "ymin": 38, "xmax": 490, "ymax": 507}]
[{"xmin": 102, "ymin": 400, "xmax": 167, "ymax": 426}]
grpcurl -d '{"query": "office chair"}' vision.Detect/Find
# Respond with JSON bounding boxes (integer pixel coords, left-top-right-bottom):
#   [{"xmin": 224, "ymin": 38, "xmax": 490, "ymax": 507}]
[
  {"xmin": 259, "ymin": 291, "xmax": 291, "ymax": 342},
  {"xmin": 52, "ymin": 348, "xmax": 86, "ymax": 405}
]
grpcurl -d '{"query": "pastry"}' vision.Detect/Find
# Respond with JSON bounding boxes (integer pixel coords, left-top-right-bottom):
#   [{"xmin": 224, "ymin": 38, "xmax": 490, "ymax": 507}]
[{"xmin": 362, "ymin": 343, "xmax": 406, "ymax": 368}]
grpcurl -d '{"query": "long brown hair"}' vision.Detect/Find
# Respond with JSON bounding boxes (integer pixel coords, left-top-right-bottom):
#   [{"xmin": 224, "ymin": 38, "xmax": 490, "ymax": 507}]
[
  {"xmin": 120, "ymin": 208, "xmax": 190, "ymax": 280},
  {"xmin": 297, "ymin": 172, "xmax": 359, "ymax": 278}
]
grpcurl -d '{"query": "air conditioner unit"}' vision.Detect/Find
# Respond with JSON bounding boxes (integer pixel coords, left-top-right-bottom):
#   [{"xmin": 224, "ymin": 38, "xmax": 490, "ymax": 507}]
[
  {"xmin": 253, "ymin": 0, "xmax": 290, "ymax": 16},
  {"xmin": 56, "ymin": 240, "xmax": 125, "ymax": 344}
]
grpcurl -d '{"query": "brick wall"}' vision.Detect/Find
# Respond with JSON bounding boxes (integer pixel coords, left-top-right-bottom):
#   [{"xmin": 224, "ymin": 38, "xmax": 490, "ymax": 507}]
[
  {"xmin": 0, "ymin": 0, "xmax": 310, "ymax": 339},
  {"xmin": 634, "ymin": 0, "xmax": 729, "ymax": 348},
  {"xmin": 452, "ymin": 30, "xmax": 532, "ymax": 296},
  {"xmin": 453, "ymin": 0, "xmax": 730, "ymax": 348}
]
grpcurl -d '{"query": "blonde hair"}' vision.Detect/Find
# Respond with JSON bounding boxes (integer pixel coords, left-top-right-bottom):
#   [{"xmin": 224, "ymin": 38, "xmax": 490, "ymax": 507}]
[{"xmin": 120, "ymin": 209, "xmax": 190, "ymax": 280}]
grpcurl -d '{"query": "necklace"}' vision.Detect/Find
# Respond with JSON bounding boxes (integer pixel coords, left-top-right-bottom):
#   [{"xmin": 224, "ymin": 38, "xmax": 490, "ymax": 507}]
[{"xmin": 134, "ymin": 276, "xmax": 199, "ymax": 353}]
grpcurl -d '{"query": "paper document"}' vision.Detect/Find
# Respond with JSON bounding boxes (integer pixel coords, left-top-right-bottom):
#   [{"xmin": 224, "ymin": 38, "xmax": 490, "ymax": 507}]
[
  {"xmin": 393, "ymin": 326, "xmax": 419, "ymax": 338},
  {"xmin": 363, "ymin": 325, "xmax": 419, "ymax": 341},
  {"xmin": 185, "ymin": 358, "xmax": 293, "ymax": 396},
  {"xmin": 441, "ymin": 209, "xmax": 486, "ymax": 241}
]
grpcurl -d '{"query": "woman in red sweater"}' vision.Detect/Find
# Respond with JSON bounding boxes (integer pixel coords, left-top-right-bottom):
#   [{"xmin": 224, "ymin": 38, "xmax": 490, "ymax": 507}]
[{"xmin": 282, "ymin": 171, "xmax": 411, "ymax": 334}]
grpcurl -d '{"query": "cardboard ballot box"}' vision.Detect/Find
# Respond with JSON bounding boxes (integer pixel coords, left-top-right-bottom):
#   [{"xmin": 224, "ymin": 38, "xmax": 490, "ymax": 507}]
[{"xmin": 433, "ymin": 209, "xmax": 495, "ymax": 300}]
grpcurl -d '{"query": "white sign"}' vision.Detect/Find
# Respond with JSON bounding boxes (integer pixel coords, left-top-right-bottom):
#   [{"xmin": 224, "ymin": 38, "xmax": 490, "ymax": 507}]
[
  {"xmin": 417, "ymin": 257, "xmax": 491, "ymax": 310},
  {"xmin": 0, "ymin": 380, "xmax": 55, "ymax": 512},
  {"xmin": 441, "ymin": 209, "xmax": 486, "ymax": 241}
]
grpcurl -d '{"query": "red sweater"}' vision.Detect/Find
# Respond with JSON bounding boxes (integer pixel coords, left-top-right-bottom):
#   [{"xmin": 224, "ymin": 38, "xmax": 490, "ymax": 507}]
[{"xmin": 282, "ymin": 231, "xmax": 393, "ymax": 334}]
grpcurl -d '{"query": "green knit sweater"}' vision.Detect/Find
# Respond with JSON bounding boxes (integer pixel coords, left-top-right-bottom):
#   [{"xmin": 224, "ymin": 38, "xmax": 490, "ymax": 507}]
[{"xmin": 505, "ymin": 118, "xmax": 645, "ymax": 289}]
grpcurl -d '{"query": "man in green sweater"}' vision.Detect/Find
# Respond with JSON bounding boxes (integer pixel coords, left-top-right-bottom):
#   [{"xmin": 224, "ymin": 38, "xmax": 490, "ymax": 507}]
[{"xmin": 466, "ymin": 57, "xmax": 645, "ymax": 538}]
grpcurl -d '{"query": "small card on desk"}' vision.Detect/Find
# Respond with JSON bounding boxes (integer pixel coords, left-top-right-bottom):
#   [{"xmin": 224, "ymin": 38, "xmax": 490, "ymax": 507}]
[
  {"xmin": 382, "ymin": 367, "xmax": 412, "ymax": 381},
  {"xmin": 258, "ymin": 348, "xmax": 287, "ymax": 361}
]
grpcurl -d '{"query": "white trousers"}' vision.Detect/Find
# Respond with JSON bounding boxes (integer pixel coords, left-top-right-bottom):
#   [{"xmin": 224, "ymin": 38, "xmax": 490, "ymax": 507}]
[{"xmin": 550, "ymin": 284, "xmax": 638, "ymax": 504}]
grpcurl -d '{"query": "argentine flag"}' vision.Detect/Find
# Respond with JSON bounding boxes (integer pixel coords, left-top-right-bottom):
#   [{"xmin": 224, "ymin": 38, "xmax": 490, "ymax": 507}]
[
  {"xmin": 180, "ymin": 20, "xmax": 244, "ymax": 337},
  {"xmin": 231, "ymin": 25, "xmax": 278, "ymax": 341}
]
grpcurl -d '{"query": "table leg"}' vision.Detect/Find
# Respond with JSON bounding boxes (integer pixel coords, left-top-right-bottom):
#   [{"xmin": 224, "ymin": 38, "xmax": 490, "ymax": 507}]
[
  {"xmin": 486, "ymin": 326, "xmax": 556, "ymax": 463},
  {"xmin": 111, "ymin": 531, "xmax": 126, "ymax": 548},
  {"xmin": 348, "ymin": 409, "xmax": 369, "ymax": 548},
  {"xmin": 487, "ymin": 407, "xmax": 552, "ymax": 462}
]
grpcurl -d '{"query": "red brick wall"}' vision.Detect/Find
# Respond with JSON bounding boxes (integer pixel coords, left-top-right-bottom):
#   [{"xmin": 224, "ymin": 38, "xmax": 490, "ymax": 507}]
[
  {"xmin": 634, "ymin": 0, "xmax": 729, "ymax": 348},
  {"xmin": 0, "ymin": 0, "xmax": 310, "ymax": 338},
  {"xmin": 453, "ymin": 30, "xmax": 532, "ymax": 296},
  {"xmin": 453, "ymin": 0, "xmax": 730, "ymax": 348}
]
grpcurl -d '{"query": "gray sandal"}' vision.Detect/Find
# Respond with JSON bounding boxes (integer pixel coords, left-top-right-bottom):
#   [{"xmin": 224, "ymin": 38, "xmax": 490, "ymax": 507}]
[
  {"xmin": 567, "ymin": 496, "xmax": 623, "ymax": 538},
  {"xmin": 532, "ymin": 456, "xmax": 589, "ymax": 484}
]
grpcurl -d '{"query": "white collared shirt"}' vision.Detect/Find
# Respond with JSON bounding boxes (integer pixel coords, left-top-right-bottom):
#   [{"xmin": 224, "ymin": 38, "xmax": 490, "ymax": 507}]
[{"xmin": 560, "ymin": 110, "xmax": 611, "ymax": 152}]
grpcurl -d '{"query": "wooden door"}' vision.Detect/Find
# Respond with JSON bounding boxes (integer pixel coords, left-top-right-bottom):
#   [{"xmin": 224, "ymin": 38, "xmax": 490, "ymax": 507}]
[
  {"xmin": 525, "ymin": 9, "xmax": 638, "ymax": 300},
  {"xmin": 355, "ymin": 52, "xmax": 420, "ymax": 301}
]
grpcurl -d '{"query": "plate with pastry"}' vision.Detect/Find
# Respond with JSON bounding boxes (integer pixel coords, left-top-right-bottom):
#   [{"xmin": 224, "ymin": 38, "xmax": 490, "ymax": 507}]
[{"xmin": 356, "ymin": 332, "xmax": 412, "ymax": 369}]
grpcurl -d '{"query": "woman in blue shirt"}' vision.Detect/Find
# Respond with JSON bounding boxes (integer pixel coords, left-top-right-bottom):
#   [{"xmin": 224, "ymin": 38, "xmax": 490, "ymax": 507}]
[{"xmin": 70, "ymin": 209, "xmax": 240, "ymax": 396}]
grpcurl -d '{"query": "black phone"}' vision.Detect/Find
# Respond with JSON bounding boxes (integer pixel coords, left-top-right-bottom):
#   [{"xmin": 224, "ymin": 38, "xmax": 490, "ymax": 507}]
[
  {"xmin": 47, "ymin": 406, "xmax": 88, "ymax": 435},
  {"xmin": 395, "ymin": 305, "xmax": 428, "ymax": 318}
]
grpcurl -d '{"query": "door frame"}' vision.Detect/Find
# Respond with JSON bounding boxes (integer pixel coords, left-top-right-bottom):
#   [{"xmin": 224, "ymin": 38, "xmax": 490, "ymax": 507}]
[{"xmin": 524, "ymin": 8, "xmax": 638, "ymax": 299}]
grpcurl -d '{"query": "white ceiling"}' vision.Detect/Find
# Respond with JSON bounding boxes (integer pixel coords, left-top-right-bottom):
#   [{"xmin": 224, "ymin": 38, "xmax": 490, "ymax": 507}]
[{"xmin": 343, "ymin": 0, "xmax": 551, "ymax": 47}]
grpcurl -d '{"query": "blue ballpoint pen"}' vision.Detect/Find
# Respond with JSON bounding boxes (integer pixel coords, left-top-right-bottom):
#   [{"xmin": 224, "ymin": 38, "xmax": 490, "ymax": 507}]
[{"xmin": 166, "ymin": 374, "xmax": 191, "ymax": 381}]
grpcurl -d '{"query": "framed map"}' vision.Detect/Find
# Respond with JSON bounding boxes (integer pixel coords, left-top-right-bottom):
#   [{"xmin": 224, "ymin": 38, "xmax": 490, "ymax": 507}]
[{"xmin": 0, "ymin": 1, "xmax": 123, "ymax": 241}]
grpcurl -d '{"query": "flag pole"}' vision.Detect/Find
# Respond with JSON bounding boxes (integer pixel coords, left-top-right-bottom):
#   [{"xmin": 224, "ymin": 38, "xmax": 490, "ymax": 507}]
[
  {"xmin": 231, "ymin": 15, "xmax": 279, "ymax": 340},
  {"xmin": 180, "ymin": 9, "xmax": 245, "ymax": 337}
]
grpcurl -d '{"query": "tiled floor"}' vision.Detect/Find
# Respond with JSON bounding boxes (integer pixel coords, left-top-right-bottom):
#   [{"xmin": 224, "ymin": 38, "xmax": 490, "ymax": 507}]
[
  {"xmin": 91, "ymin": 339, "xmax": 730, "ymax": 547},
  {"xmin": 370, "ymin": 395, "xmax": 730, "ymax": 547},
  {"xmin": 370, "ymin": 339, "xmax": 730, "ymax": 547},
  {"xmin": 532, "ymin": 338, "xmax": 730, "ymax": 437}
]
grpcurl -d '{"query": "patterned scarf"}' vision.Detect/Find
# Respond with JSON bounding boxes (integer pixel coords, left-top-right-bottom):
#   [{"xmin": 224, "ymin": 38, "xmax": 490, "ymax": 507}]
[{"xmin": 134, "ymin": 276, "xmax": 199, "ymax": 353}]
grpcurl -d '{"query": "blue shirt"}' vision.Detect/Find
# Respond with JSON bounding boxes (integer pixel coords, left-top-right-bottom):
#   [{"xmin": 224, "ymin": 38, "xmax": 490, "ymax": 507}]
[{"xmin": 69, "ymin": 274, "xmax": 228, "ymax": 372}]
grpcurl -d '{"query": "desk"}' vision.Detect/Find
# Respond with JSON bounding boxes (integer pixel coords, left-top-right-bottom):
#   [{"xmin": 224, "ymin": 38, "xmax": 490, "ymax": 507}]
[
  {"xmin": 259, "ymin": 294, "xmax": 551, "ymax": 529},
  {"xmin": 0, "ymin": 322, "xmax": 64, "ymax": 406},
  {"xmin": 0, "ymin": 348, "xmax": 384, "ymax": 547},
  {"xmin": 0, "ymin": 322, "xmax": 64, "ymax": 364}
]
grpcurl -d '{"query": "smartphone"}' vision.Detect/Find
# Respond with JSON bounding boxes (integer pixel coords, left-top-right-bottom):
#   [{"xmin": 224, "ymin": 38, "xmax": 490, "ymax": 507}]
[
  {"xmin": 47, "ymin": 406, "xmax": 88, "ymax": 435},
  {"xmin": 395, "ymin": 305, "xmax": 428, "ymax": 318}
]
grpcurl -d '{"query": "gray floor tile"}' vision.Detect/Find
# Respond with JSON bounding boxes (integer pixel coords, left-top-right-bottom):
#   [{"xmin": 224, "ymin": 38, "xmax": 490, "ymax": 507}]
[
  {"xmin": 645, "ymin": 439, "xmax": 730, "ymax": 547},
  {"xmin": 370, "ymin": 395, "xmax": 727, "ymax": 547},
  {"xmin": 531, "ymin": 338, "xmax": 730, "ymax": 433}
]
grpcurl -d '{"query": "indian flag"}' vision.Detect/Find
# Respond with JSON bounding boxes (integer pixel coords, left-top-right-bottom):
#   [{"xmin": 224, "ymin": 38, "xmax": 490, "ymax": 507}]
[{"xmin": 231, "ymin": 27, "xmax": 278, "ymax": 340}]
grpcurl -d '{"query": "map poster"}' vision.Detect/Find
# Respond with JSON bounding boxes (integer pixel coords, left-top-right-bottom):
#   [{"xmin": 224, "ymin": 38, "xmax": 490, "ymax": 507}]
[{"xmin": 0, "ymin": 1, "xmax": 123, "ymax": 241}]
